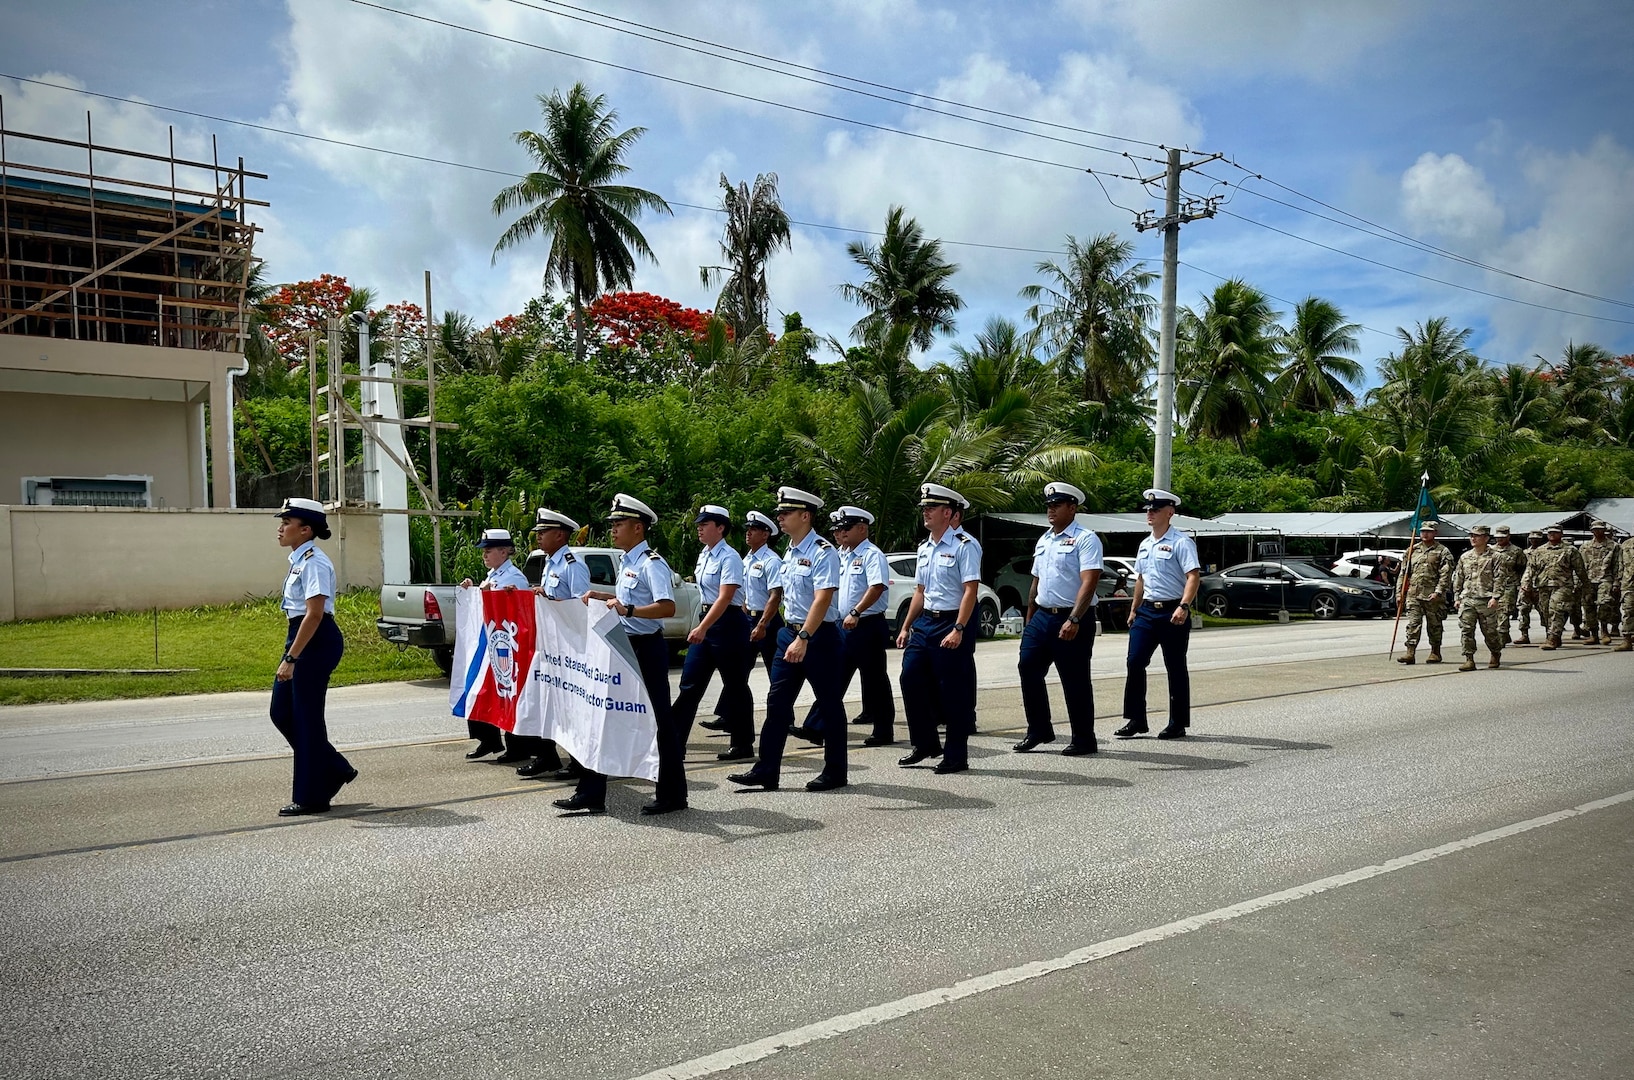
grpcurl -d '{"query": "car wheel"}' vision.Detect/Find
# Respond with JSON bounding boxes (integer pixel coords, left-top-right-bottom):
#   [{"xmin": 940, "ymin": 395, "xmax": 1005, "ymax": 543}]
[
  {"xmin": 432, "ymin": 645, "xmax": 455, "ymax": 679},
  {"xmin": 1310, "ymin": 592, "xmax": 1340, "ymax": 620},
  {"xmin": 978, "ymin": 599, "xmax": 1000, "ymax": 639},
  {"xmin": 1202, "ymin": 592, "xmax": 1230, "ymax": 618}
]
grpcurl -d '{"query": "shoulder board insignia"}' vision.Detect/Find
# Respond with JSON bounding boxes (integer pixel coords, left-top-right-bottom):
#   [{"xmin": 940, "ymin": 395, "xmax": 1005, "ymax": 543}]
[
  {"xmin": 647, "ymin": 550, "xmax": 662, "ymax": 559},
  {"xmin": 957, "ymin": 533, "xmax": 970, "ymax": 543},
  {"xmin": 563, "ymin": 552, "xmax": 576, "ymax": 563},
  {"xmin": 302, "ymin": 549, "xmax": 316, "ymax": 560},
  {"xmin": 815, "ymin": 538, "xmax": 831, "ymax": 548}
]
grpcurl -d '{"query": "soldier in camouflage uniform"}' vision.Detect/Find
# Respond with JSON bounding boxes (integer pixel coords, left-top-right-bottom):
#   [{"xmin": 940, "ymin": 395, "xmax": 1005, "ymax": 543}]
[
  {"xmin": 1452, "ymin": 525, "xmax": 1505, "ymax": 670},
  {"xmin": 1618, "ymin": 532, "xmax": 1634, "ymax": 652},
  {"xmin": 1577, "ymin": 521, "xmax": 1621, "ymax": 645},
  {"xmin": 1535, "ymin": 524, "xmax": 1585, "ymax": 651},
  {"xmin": 1515, "ymin": 530, "xmax": 1547, "ymax": 645},
  {"xmin": 1490, "ymin": 524, "xmax": 1526, "ymax": 645},
  {"xmin": 1396, "ymin": 520, "xmax": 1454, "ymax": 665}
]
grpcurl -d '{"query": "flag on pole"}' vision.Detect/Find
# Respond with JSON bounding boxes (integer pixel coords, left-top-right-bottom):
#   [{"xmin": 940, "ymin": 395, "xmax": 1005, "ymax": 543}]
[
  {"xmin": 449, "ymin": 587, "xmax": 536, "ymax": 733},
  {"xmin": 1408, "ymin": 471, "xmax": 1439, "ymax": 533}
]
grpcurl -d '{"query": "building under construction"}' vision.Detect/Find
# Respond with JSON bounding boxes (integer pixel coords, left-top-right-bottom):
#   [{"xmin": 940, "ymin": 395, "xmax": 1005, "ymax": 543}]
[{"xmin": 0, "ymin": 114, "xmax": 263, "ymax": 509}]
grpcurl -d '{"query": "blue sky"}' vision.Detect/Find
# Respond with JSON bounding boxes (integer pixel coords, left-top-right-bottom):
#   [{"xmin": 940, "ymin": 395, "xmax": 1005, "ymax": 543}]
[{"xmin": 5, "ymin": 0, "xmax": 1632, "ymax": 375}]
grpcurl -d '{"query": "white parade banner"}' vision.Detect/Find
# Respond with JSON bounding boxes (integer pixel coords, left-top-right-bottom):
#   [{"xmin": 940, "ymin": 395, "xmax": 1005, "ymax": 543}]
[{"xmin": 451, "ymin": 589, "xmax": 661, "ymax": 781}]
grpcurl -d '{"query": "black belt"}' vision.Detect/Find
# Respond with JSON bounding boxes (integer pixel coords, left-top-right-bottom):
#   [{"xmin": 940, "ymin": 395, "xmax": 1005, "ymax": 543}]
[
  {"xmin": 287, "ymin": 614, "xmax": 336, "ymax": 625},
  {"xmin": 1038, "ymin": 605, "xmax": 1076, "ymax": 615},
  {"xmin": 923, "ymin": 608, "xmax": 958, "ymax": 617},
  {"xmin": 1142, "ymin": 599, "xmax": 1185, "ymax": 611}
]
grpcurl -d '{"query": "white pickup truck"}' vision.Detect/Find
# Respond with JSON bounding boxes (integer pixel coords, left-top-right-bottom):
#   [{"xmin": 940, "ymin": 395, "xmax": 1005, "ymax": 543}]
[{"xmin": 376, "ymin": 546, "xmax": 703, "ymax": 676}]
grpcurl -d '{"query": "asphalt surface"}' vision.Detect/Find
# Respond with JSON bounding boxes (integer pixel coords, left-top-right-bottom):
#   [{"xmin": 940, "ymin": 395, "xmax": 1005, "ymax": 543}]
[{"xmin": 1, "ymin": 624, "xmax": 1631, "ymax": 1080}]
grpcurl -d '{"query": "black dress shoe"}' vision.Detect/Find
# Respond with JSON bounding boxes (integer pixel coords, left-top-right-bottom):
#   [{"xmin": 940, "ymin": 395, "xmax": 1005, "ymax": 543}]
[
  {"xmin": 339, "ymin": 767, "xmax": 360, "ymax": 786},
  {"xmin": 516, "ymin": 757, "xmax": 561, "ymax": 778},
  {"xmin": 277, "ymin": 802, "xmax": 331, "ymax": 817},
  {"xmin": 790, "ymin": 725, "xmax": 826, "ymax": 746},
  {"xmin": 493, "ymin": 750, "xmax": 531, "ymax": 764},
  {"xmin": 727, "ymin": 770, "xmax": 778, "ymax": 790},
  {"xmin": 551, "ymin": 765, "xmax": 584, "ymax": 781},
  {"xmin": 717, "ymin": 745, "xmax": 755, "ymax": 761},
  {"xmin": 806, "ymin": 773, "xmax": 848, "ymax": 792},
  {"xmin": 1060, "ymin": 742, "xmax": 1098, "ymax": 756},
  {"xmin": 699, "ymin": 719, "xmax": 731, "ymax": 732},
  {"xmin": 1113, "ymin": 723, "xmax": 1148, "ymax": 739},
  {"xmin": 898, "ymin": 748, "xmax": 941, "ymax": 766},
  {"xmin": 551, "ymin": 793, "xmax": 605, "ymax": 814},
  {"xmin": 862, "ymin": 735, "xmax": 896, "ymax": 747},
  {"xmin": 465, "ymin": 744, "xmax": 503, "ymax": 760},
  {"xmin": 933, "ymin": 760, "xmax": 969, "ymax": 775},
  {"xmin": 1155, "ymin": 726, "xmax": 1187, "ymax": 739},
  {"xmin": 1012, "ymin": 735, "xmax": 1054, "ymax": 753},
  {"xmin": 640, "ymin": 800, "xmax": 687, "ymax": 816}
]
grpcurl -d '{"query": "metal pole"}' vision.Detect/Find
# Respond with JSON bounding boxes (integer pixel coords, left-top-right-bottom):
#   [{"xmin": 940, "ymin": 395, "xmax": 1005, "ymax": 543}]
[
  {"xmin": 425, "ymin": 269, "xmax": 442, "ymax": 584},
  {"xmin": 307, "ymin": 330, "xmax": 320, "ymax": 500},
  {"xmin": 1152, "ymin": 147, "xmax": 1181, "ymax": 492},
  {"xmin": 327, "ymin": 316, "xmax": 343, "ymax": 505}
]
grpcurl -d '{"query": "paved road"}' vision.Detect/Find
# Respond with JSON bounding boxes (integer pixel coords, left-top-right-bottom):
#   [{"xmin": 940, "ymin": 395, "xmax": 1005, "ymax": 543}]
[{"xmin": 1, "ymin": 629, "xmax": 1630, "ymax": 1080}]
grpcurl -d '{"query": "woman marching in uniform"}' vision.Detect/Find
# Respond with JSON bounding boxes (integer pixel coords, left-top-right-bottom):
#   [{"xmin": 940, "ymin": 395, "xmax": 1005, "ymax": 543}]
[{"xmin": 271, "ymin": 498, "xmax": 356, "ymax": 817}]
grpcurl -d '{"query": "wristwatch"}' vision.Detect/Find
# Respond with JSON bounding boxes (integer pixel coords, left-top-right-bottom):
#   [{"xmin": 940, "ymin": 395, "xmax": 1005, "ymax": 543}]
[
  {"xmin": 1067, "ymin": 615, "xmax": 1082, "ymax": 625},
  {"xmin": 282, "ymin": 653, "xmax": 299, "ymax": 664},
  {"xmin": 848, "ymin": 609, "xmax": 861, "ymax": 619},
  {"xmin": 797, "ymin": 629, "xmax": 813, "ymax": 641},
  {"xmin": 953, "ymin": 622, "xmax": 967, "ymax": 632}
]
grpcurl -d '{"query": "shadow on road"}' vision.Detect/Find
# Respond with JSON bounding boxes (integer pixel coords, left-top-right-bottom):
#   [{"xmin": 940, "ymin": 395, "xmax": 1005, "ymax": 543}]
[
  {"xmin": 976, "ymin": 767, "xmax": 1132, "ymax": 788},
  {"xmin": 1184, "ymin": 734, "xmax": 1333, "ymax": 752},
  {"xmin": 1105, "ymin": 748, "xmax": 1248, "ymax": 771},
  {"xmin": 351, "ymin": 805, "xmax": 486, "ymax": 829},
  {"xmin": 619, "ymin": 803, "xmax": 826, "ymax": 843},
  {"xmin": 833, "ymin": 781, "xmax": 996, "ymax": 812}
]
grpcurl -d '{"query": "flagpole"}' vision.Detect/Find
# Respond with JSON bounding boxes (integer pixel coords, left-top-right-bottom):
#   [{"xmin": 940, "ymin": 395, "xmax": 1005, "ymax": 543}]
[{"xmin": 1389, "ymin": 472, "xmax": 1433, "ymax": 659}]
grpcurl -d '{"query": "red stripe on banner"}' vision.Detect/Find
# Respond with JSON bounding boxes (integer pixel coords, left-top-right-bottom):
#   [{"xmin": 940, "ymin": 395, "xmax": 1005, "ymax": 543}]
[{"xmin": 466, "ymin": 589, "xmax": 537, "ymax": 733}]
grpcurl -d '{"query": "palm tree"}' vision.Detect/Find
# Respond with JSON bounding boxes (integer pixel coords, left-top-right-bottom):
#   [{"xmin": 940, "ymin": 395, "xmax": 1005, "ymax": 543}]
[
  {"xmin": 1176, "ymin": 279, "xmax": 1280, "ymax": 447},
  {"xmin": 1271, "ymin": 296, "xmax": 1364, "ymax": 412},
  {"xmin": 1019, "ymin": 232, "xmax": 1155, "ymax": 404},
  {"xmin": 491, "ymin": 83, "xmax": 671, "ymax": 364},
  {"xmin": 839, "ymin": 205, "xmax": 963, "ymax": 350},
  {"xmin": 699, "ymin": 173, "xmax": 791, "ymax": 341},
  {"xmin": 1541, "ymin": 341, "xmax": 1617, "ymax": 434},
  {"xmin": 1486, "ymin": 363, "xmax": 1552, "ymax": 438}
]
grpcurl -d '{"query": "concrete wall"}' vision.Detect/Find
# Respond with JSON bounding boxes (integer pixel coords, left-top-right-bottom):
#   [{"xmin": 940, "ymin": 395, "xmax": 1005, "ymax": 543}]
[
  {"xmin": 0, "ymin": 391, "xmax": 205, "ymax": 507},
  {"xmin": 0, "ymin": 506, "xmax": 383, "ymax": 621}
]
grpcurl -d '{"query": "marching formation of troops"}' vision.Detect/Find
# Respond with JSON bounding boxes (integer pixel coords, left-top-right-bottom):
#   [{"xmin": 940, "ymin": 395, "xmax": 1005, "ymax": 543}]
[
  {"xmin": 460, "ymin": 482, "xmax": 1202, "ymax": 819},
  {"xmin": 1397, "ymin": 517, "xmax": 1634, "ymax": 671}
]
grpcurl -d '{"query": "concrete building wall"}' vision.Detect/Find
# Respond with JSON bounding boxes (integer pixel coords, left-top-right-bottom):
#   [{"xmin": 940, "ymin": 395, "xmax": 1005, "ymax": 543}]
[
  {"xmin": 0, "ymin": 391, "xmax": 203, "ymax": 507},
  {"xmin": 0, "ymin": 506, "xmax": 383, "ymax": 621}
]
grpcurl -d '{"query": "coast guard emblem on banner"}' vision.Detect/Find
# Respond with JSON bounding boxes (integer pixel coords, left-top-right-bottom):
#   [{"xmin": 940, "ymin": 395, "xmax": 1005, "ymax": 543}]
[
  {"xmin": 488, "ymin": 619, "xmax": 521, "ymax": 699},
  {"xmin": 450, "ymin": 589, "xmax": 536, "ymax": 731}
]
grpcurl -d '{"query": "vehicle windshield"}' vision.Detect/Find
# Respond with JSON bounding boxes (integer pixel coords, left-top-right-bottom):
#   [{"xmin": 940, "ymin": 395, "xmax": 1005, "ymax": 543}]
[{"xmin": 1276, "ymin": 561, "xmax": 1337, "ymax": 579}]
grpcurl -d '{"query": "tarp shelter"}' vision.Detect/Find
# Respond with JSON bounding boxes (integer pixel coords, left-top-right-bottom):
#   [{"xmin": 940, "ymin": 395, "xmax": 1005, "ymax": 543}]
[
  {"xmin": 1207, "ymin": 511, "xmax": 1436, "ymax": 540},
  {"xmin": 1441, "ymin": 511, "xmax": 1594, "ymax": 537},
  {"xmin": 983, "ymin": 512, "xmax": 1260, "ymax": 537}
]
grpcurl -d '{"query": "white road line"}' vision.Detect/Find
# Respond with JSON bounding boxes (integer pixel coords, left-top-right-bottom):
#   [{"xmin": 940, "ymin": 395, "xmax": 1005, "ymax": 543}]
[{"xmin": 627, "ymin": 787, "xmax": 1634, "ymax": 1080}]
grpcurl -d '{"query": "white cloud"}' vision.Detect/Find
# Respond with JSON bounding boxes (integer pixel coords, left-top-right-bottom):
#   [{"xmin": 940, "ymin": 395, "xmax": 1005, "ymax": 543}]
[
  {"xmin": 1400, "ymin": 152, "xmax": 1504, "ymax": 241},
  {"xmin": 1059, "ymin": 0, "xmax": 1411, "ymax": 78}
]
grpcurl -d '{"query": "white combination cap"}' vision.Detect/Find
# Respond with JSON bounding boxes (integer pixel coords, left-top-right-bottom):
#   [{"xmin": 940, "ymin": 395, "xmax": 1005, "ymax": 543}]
[
  {"xmin": 919, "ymin": 482, "xmax": 968, "ymax": 509},
  {"xmin": 775, "ymin": 486, "xmax": 824, "ymax": 513},
  {"xmin": 478, "ymin": 528, "xmax": 515, "ymax": 548},
  {"xmin": 833, "ymin": 505, "xmax": 875, "ymax": 526},
  {"xmin": 533, "ymin": 508, "xmax": 579, "ymax": 532},
  {"xmin": 1043, "ymin": 482, "xmax": 1085, "ymax": 505},
  {"xmin": 745, "ymin": 510, "xmax": 779, "ymax": 535},
  {"xmin": 1139, "ymin": 488, "xmax": 1181, "ymax": 510},
  {"xmin": 607, "ymin": 493, "xmax": 657, "ymax": 525},
  {"xmin": 694, "ymin": 504, "xmax": 732, "ymax": 526}
]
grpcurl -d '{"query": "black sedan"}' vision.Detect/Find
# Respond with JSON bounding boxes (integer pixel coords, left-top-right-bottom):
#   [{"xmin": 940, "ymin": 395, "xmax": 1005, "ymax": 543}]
[{"xmin": 1198, "ymin": 559, "xmax": 1394, "ymax": 620}]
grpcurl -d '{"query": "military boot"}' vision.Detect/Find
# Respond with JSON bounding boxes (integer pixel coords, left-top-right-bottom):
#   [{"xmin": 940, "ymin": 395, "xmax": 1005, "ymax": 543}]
[
  {"xmin": 1588, "ymin": 631, "xmax": 1601, "ymax": 645},
  {"xmin": 1426, "ymin": 651, "xmax": 1443, "ymax": 664},
  {"xmin": 1396, "ymin": 651, "xmax": 1416, "ymax": 664},
  {"xmin": 1516, "ymin": 630, "xmax": 1531, "ymax": 646},
  {"xmin": 1488, "ymin": 652, "xmax": 1501, "ymax": 669},
  {"xmin": 1458, "ymin": 657, "xmax": 1477, "ymax": 672},
  {"xmin": 1616, "ymin": 635, "xmax": 1633, "ymax": 653},
  {"xmin": 1541, "ymin": 636, "xmax": 1560, "ymax": 651}
]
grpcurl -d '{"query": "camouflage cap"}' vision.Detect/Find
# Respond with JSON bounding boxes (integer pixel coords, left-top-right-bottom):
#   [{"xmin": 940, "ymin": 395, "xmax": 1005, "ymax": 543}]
[
  {"xmin": 1591, "ymin": 519, "xmax": 1609, "ymax": 530},
  {"xmin": 1493, "ymin": 525, "xmax": 1511, "ymax": 536},
  {"xmin": 1468, "ymin": 524, "xmax": 1491, "ymax": 537},
  {"xmin": 1527, "ymin": 530, "xmax": 1544, "ymax": 540}
]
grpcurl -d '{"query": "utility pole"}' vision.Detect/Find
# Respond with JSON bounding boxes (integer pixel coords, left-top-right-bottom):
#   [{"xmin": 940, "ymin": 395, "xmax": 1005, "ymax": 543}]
[{"xmin": 1134, "ymin": 148, "xmax": 1223, "ymax": 491}]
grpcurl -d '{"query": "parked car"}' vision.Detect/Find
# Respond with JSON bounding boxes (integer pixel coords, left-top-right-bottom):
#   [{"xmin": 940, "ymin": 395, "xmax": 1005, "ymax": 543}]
[
  {"xmin": 376, "ymin": 546, "xmax": 703, "ymax": 676},
  {"xmin": 1197, "ymin": 559, "xmax": 1394, "ymax": 620},
  {"xmin": 1329, "ymin": 549, "xmax": 1406, "ymax": 587},
  {"xmin": 884, "ymin": 553, "xmax": 1002, "ymax": 639},
  {"xmin": 992, "ymin": 554, "xmax": 1133, "ymax": 632}
]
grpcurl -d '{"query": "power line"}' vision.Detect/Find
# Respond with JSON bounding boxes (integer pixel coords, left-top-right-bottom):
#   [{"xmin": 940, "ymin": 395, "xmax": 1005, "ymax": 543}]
[
  {"xmin": 1214, "ymin": 209, "xmax": 1634, "ymax": 327},
  {"xmin": 1214, "ymin": 162, "xmax": 1634, "ymax": 312},
  {"xmin": 340, "ymin": 0, "xmax": 1147, "ymax": 181},
  {"xmin": 516, "ymin": 0, "xmax": 1169, "ymax": 152},
  {"xmin": 497, "ymin": 0, "xmax": 1166, "ymax": 165}
]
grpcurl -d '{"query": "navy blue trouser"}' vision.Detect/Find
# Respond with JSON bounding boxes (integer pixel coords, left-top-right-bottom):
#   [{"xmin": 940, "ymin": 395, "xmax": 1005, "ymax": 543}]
[
  {"xmin": 899, "ymin": 611, "xmax": 976, "ymax": 766},
  {"xmin": 270, "ymin": 615, "xmax": 353, "ymax": 805},
  {"xmin": 1018, "ymin": 609, "xmax": 1096, "ymax": 744},
  {"xmin": 672, "ymin": 606, "xmax": 750, "ymax": 745},
  {"xmin": 804, "ymin": 612, "xmax": 894, "ymax": 740},
  {"xmin": 714, "ymin": 610, "xmax": 781, "ymax": 742},
  {"xmin": 1122, "ymin": 602, "xmax": 1191, "ymax": 728},
  {"xmin": 575, "ymin": 630, "xmax": 683, "ymax": 806},
  {"xmin": 756, "ymin": 623, "xmax": 848, "ymax": 783}
]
